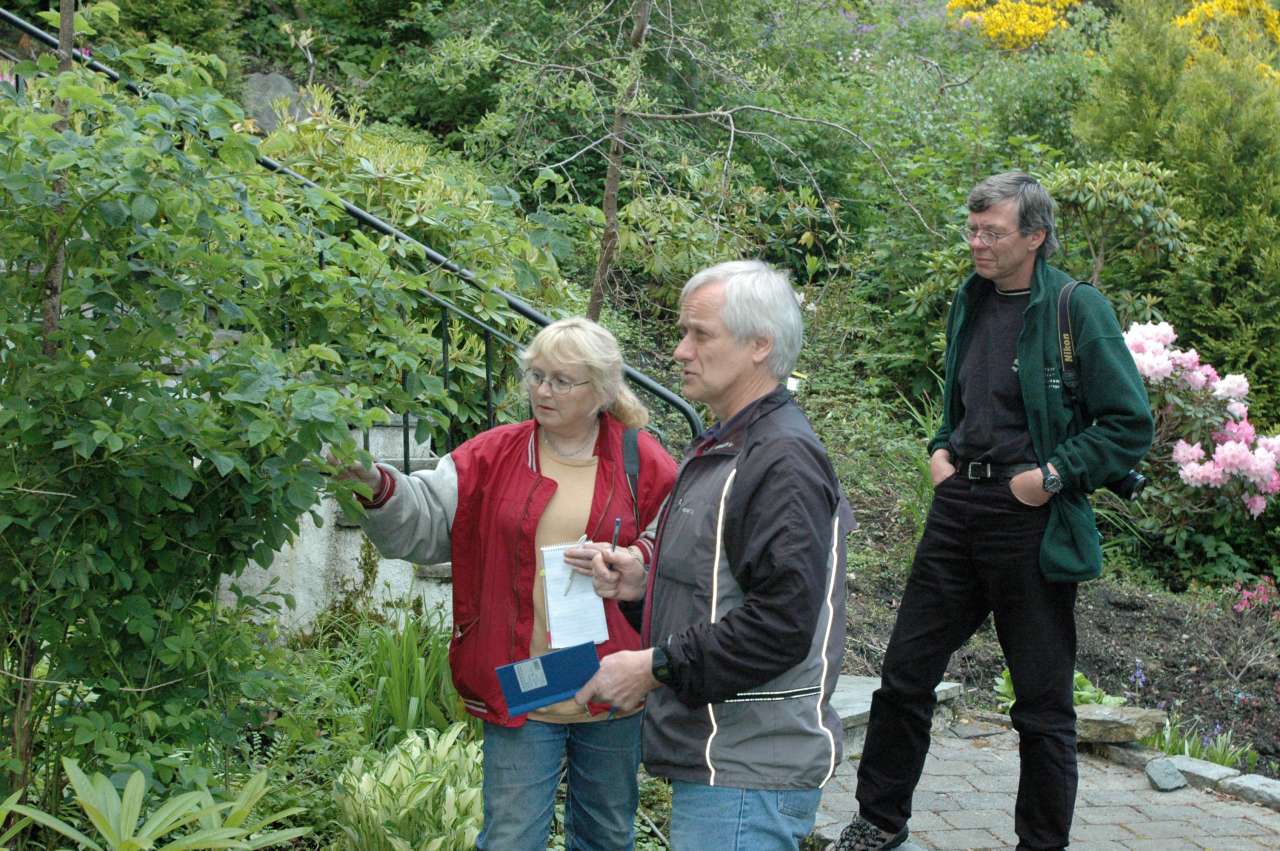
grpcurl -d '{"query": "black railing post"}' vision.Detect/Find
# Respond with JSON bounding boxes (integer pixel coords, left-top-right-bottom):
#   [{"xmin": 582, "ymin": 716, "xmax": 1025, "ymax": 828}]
[
  {"xmin": 439, "ymin": 313, "xmax": 455, "ymax": 452},
  {"xmin": 483, "ymin": 330, "xmax": 496, "ymax": 431},
  {"xmin": 401, "ymin": 371, "xmax": 411, "ymax": 474}
]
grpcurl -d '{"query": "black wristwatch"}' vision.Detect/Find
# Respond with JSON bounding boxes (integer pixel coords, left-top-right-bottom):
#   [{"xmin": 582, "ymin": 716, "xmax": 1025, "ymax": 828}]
[
  {"xmin": 1042, "ymin": 469, "xmax": 1064, "ymax": 495},
  {"xmin": 651, "ymin": 645, "xmax": 673, "ymax": 685}
]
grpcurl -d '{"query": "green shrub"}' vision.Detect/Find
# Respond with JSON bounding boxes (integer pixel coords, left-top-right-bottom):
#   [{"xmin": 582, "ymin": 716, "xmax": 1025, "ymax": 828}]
[
  {"xmin": 1073, "ymin": 0, "xmax": 1280, "ymax": 424},
  {"xmin": 0, "ymin": 40, "xmax": 499, "ymax": 811}
]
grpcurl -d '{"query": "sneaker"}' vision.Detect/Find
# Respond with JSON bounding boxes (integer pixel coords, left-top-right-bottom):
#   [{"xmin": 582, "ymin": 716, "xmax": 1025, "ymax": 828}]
[{"xmin": 833, "ymin": 815, "xmax": 909, "ymax": 850}]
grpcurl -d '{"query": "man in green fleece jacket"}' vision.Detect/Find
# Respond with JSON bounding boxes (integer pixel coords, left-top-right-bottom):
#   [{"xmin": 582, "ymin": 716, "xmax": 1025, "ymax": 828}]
[{"xmin": 836, "ymin": 173, "xmax": 1154, "ymax": 851}]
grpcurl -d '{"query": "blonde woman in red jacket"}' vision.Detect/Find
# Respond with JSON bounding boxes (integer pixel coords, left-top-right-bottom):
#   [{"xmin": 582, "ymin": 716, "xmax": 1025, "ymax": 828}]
[{"xmin": 336, "ymin": 317, "xmax": 677, "ymax": 851}]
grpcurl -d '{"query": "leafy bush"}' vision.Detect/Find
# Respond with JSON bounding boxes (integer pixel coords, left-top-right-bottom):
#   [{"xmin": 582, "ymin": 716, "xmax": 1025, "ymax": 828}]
[
  {"xmin": 335, "ymin": 725, "xmax": 483, "ymax": 851},
  {"xmin": 0, "ymin": 40, "xmax": 496, "ymax": 810}
]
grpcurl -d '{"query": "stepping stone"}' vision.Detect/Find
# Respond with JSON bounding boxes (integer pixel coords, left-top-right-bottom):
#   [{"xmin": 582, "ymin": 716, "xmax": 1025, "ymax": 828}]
[{"xmin": 1146, "ymin": 757, "xmax": 1187, "ymax": 792}]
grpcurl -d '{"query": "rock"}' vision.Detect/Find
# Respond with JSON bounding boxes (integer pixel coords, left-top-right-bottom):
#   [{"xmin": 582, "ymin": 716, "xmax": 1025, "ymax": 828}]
[
  {"xmin": 1218, "ymin": 774, "xmax": 1280, "ymax": 810},
  {"xmin": 949, "ymin": 721, "xmax": 1006, "ymax": 739},
  {"xmin": 1168, "ymin": 755, "xmax": 1240, "ymax": 790},
  {"xmin": 243, "ymin": 72, "xmax": 308, "ymax": 134},
  {"xmin": 1075, "ymin": 704, "xmax": 1167, "ymax": 744},
  {"xmin": 1089, "ymin": 742, "xmax": 1166, "ymax": 771},
  {"xmin": 1145, "ymin": 758, "xmax": 1187, "ymax": 792}
]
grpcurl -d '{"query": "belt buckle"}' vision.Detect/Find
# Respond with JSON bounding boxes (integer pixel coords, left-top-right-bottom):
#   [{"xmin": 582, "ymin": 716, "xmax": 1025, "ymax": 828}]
[{"xmin": 965, "ymin": 461, "xmax": 990, "ymax": 480}]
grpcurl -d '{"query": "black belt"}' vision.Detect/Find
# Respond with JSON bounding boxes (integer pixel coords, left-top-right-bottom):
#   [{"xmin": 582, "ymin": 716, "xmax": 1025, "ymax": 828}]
[{"xmin": 955, "ymin": 459, "xmax": 1038, "ymax": 482}]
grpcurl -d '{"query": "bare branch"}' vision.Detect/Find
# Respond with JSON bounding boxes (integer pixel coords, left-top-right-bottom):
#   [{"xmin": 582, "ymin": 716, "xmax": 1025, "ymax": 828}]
[{"xmin": 627, "ymin": 104, "xmax": 943, "ymax": 238}]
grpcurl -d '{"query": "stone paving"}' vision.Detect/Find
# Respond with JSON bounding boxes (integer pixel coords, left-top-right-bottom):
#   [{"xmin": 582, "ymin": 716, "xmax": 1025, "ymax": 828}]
[{"xmin": 813, "ymin": 722, "xmax": 1280, "ymax": 850}]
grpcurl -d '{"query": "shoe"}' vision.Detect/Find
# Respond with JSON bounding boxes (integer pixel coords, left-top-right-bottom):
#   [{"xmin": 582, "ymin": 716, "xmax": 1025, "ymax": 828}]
[{"xmin": 832, "ymin": 815, "xmax": 908, "ymax": 850}]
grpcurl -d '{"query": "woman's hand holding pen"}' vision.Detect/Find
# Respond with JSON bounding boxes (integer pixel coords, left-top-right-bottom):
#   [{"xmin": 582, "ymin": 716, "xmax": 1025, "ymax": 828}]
[{"xmin": 564, "ymin": 541, "xmax": 647, "ymax": 602}]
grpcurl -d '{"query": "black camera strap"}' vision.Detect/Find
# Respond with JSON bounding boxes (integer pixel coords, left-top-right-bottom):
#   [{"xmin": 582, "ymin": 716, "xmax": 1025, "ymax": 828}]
[{"xmin": 1058, "ymin": 279, "xmax": 1090, "ymax": 429}]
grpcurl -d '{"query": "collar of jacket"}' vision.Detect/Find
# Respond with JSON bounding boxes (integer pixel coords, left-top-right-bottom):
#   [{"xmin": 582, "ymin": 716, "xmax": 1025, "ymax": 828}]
[
  {"xmin": 693, "ymin": 385, "xmax": 792, "ymax": 457},
  {"xmin": 954, "ymin": 256, "xmax": 1071, "ymax": 316}
]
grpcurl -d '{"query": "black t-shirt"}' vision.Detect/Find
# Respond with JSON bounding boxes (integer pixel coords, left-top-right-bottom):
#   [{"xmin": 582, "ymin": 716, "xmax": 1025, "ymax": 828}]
[{"xmin": 949, "ymin": 283, "xmax": 1038, "ymax": 465}]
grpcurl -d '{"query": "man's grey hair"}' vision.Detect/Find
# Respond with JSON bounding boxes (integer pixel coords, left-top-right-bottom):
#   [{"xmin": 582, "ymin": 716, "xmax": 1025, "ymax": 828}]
[
  {"xmin": 967, "ymin": 171, "xmax": 1060, "ymax": 259},
  {"xmin": 681, "ymin": 260, "xmax": 803, "ymax": 380}
]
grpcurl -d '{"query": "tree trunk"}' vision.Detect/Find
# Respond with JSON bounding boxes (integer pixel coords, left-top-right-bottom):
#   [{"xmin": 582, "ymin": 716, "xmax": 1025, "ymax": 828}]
[
  {"xmin": 40, "ymin": 0, "xmax": 74, "ymax": 357},
  {"xmin": 586, "ymin": 0, "xmax": 651, "ymax": 321}
]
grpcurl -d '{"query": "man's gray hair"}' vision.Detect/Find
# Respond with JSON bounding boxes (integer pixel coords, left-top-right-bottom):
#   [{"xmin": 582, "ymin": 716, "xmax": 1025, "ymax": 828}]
[
  {"xmin": 967, "ymin": 171, "xmax": 1059, "ymax": 259},
  {"xmin": 682, "ymin": 260, "xmax": 803, "ymax": 380}
]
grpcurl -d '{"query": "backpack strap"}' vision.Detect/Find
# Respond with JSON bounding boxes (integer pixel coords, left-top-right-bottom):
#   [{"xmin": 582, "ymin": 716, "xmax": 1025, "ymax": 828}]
[
  {"xmin": 623, "ymin": 427, "xmax": 641, "ymax": 530},
  {"xmin": 1058, "ymin": 280, "xmax": 1090, "ymax": 425}
]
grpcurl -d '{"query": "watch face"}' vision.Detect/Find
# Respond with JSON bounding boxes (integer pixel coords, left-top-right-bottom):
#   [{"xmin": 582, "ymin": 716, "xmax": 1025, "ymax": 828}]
[{"xmin": 1044, "ymin": 474, "xmax": 1064, "ymax": 494}]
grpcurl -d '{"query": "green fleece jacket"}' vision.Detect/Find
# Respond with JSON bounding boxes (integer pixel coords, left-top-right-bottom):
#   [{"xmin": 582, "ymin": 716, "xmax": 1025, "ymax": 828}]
[{"xmin": 927, "ymin": 259, "xmax": 1155, "ymax": 582}]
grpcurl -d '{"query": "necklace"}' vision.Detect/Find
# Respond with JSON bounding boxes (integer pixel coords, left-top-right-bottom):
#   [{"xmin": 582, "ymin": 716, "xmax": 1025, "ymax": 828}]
[{"xmin": 543, "ymin": 423, "xmax": 599, "ymax": 459}]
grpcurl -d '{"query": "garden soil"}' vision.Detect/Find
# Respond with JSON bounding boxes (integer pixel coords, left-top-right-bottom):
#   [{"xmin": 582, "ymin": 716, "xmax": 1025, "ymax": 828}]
[{"xmin": 846, "ymin": 562, "xmax": 1280, "ymax": 780}]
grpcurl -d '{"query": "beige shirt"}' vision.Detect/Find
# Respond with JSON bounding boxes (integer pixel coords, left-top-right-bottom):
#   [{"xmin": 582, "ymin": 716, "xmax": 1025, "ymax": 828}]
[{"xmin": 528, "ymin": 437, "xmax": 603, "ymax": 723}]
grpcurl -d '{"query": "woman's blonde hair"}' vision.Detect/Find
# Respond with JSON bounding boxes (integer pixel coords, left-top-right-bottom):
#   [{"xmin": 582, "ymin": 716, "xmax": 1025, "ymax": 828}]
[{"xmin": 520, "ymin": 317, "xmax": 650, "ymax": 428}]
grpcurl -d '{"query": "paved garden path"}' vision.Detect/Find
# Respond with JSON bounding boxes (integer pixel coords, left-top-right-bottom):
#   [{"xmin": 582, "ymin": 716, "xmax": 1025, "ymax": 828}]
[{"xmin": 814, "ymin": 680, "xmax": 1280, "ymax": 850}]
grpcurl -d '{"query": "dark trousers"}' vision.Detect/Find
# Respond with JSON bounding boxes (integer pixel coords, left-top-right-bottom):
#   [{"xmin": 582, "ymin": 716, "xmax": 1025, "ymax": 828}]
[{"xmin": 855, "ymin": 476, "xmax": 1079, "ymax": 850}]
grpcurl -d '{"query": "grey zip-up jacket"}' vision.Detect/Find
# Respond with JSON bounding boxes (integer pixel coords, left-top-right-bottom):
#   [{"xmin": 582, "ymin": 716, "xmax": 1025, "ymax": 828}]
[{"xmin": 642, "ymin": 387, "xmax": 854, "ymax": 789}]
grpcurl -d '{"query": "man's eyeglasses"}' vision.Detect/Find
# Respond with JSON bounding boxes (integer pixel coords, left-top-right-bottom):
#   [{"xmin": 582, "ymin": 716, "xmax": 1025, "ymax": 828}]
[
  {"xmin": 522, "ymin": 369, "xmax": 591, "ymax": 395},
  {"xmin": 962, "ymin": 226, "xmax": 1017, "ymax": 248}
]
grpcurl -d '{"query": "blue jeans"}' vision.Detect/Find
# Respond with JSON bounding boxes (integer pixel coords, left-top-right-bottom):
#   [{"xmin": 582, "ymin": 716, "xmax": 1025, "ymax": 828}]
[
  {"xmin": 477, "ymin": 714, "xmax": 642, "ymax": 851},
  {"xmin": 669, "ymin": 780, "xmax": 822, "ymax": 850}
]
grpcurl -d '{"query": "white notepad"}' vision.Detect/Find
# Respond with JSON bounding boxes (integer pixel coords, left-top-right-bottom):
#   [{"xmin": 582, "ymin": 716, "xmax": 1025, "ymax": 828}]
[{"xmin": 541, "ymin": 541, "xmax": 609, "ymax": 648}]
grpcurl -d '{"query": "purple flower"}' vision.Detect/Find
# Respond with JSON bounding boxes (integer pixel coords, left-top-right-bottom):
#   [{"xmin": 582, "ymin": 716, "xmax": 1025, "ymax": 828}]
[{"xmin": 1129, "ymin": 660, "xmax": 1147, "ymax": 689}]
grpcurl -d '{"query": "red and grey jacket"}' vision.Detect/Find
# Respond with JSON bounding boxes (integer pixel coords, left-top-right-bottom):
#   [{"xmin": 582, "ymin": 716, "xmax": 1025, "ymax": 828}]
[
  {"xmin": 358, "ymin": 413, "xmax": 677, "ymax": 727},
  {"xmin": 642, "ymin": 387, "xmax": 854, "ymax": 789}
]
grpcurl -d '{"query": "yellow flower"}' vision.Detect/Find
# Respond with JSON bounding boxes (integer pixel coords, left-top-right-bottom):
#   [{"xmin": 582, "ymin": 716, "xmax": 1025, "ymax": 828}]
[
  {"xmin": 1176, "ymin": 0, "xmax": 1280, "ymax": 45},
  {"xmin": 947, "ymin": 0, "xmax": 1082, "ymax": 50}
]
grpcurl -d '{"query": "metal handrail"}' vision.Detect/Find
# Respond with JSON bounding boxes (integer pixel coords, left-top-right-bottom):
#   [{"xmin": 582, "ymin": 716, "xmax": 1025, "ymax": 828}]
[{"xmin": 0, "ymin": 8, "xmax": 703, "ymax": 453}]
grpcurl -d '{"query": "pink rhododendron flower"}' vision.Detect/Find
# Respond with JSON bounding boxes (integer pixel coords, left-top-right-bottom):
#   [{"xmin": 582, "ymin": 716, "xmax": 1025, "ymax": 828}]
[
  {"xmin": 1132, "ymin": 350, "xmax": 1174, "ymax": 382},
  {"xmin": 1213, "ymin": 440, "xmax": 1253, "ymax": 474},
  {"xmin": 1180, "ymin": 367, "xmax": 1209, "ymax": 390},
  {"xmin": 1243, "ymin": 494, "xmax": 1267, "ymax": 518},
  {"xmin": 1259, "ymin": 436, "xmax": 1280, "ymax": 456},
  {"xmin": 1247, "ymin": 448, "xmax": 1279, "ymax": 488},
  {"xmin": 1170, "ymin": 348, "xmax": 1201, "ymax": 370},
  {"xmin": 1201, "ymin": 364, "xmax": 1220, "ymax": 384},
  {"xmin": 1214, "ymin": 417, "xmax": 1256, "ymax": 446},
  {"xmin": 1226, "ymin": 401, "xmax": 1248, "ymax": 420},
  {"xmin": 1179, "ymin": 461, "xmax": 1227, "ymax": 487},
  {"xmin": 1124, "ymin": 322, "xmax": 1175, "ymax": 354},
  {"xmin": 1213, "ymin": 374, "xmax": 1249, "ymax": 400},
  {"xmin": 1263, "ymin": 471, "xmax": 1280, "ymax": 495},
  {"xmin": 1172, "ymin": 440, "xmax": 1205, "ymax": 465}
]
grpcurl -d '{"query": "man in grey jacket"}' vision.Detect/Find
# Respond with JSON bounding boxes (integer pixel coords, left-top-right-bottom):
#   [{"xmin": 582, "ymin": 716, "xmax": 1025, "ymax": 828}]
[{"xmin": 573, "ymin": 260, "xmax": 853, "ymax": 850}]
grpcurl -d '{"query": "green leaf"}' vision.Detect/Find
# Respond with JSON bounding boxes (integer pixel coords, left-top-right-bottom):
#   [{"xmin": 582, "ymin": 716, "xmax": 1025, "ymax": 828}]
[
  {"xmin": 246, "ymin": 419, "xmax": 274, "ymax": 447},
  {"xmin": 131, "ymin": 194, "xmax": 159, "ymax": 223}
]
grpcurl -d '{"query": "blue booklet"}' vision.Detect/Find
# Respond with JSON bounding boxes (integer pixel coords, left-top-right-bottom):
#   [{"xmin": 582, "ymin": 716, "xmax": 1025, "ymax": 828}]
[{"xmin": 496, "ymin": 641, "xmax": 600, "ymax": 715}]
